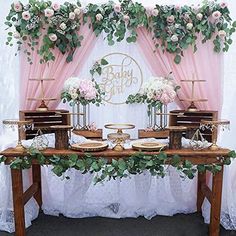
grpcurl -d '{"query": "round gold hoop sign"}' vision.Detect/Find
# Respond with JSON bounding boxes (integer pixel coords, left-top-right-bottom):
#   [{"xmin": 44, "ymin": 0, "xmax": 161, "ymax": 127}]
[{"xmin": 98, "ymin": 53, "xmax": 143, "ymax": 105}]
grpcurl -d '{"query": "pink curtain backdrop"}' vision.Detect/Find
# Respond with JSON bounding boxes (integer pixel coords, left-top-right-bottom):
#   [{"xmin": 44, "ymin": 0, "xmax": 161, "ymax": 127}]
[
  {"xmin": 137, "ymin": 28, "xmax": 223, "ymax": 113},
  {"xmin": 20, "ymin": 23, "xmax": 97, "ymax": 110}
]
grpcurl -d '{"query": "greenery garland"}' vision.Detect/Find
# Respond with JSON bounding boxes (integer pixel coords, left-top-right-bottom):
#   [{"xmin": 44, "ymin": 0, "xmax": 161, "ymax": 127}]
[
  {"xmin": 5, "ymin": 0, "xmax": 236, "ymax": 65},
  {"xmin": 1, "ymin": 149, "xmax": 235, "ymax": 184}
]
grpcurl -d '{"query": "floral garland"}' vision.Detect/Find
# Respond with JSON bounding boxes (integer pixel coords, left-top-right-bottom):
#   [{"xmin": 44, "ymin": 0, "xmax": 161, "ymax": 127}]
[
  {"xmin": 1, "ymin": 149, "xmax": 235, "ymax": 184},
  {"xmin": 5, "ymin": 0, "xmax": 236, "ymax": 64}
]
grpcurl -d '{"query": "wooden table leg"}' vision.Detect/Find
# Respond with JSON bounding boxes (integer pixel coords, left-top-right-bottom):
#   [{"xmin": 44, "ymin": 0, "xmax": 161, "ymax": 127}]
[
  {"xmin": 209, "ymin": 166, "xmax": 224, "ymax": 236},
  {"xmin": 11, "ymin": 169, "xmax": 26, "ymax": 236},
  {"xmin": 32, "ymin": 164, "xmax": 42, "ymax": 208},
  {"xmin": 197, "ymin": 171, "xmax": 206, "ymax": 212}
]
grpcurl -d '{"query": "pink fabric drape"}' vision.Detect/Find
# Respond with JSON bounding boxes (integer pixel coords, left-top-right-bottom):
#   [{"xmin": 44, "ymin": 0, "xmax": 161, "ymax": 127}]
[
  {"xmin": 20, "ymin": 24, "xmax": 97, "ymax": 110},
  {"xmin": 137, "ymin": 28, "xmax": 223, "ymax": 113}
]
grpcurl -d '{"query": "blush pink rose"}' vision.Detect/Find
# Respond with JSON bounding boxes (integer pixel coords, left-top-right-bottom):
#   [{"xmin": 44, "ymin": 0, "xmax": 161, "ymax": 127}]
[
  {"xmin": 69, "ymin": 12, "xmax": 76, "ymax": 20},
  {"xmin": 13, "ymin": 31, "xmax": 21, "ymax": 39},
  {"xmin": 152, "ymin": 9, "xmax": 159, "ymax": 16},
  {"xmin": 218, "ymin": 30, "xmax": 226, "ymax": 38},
  {"xmin": 22, "ymin": 11, "xmax": 31, "ymax": 21},
  {"xmin": 167, "ymin": 15, "xmax": 175, "ymax": 24},
  {"xmin": 49, "ymin": 33, "xmax": 57, "ymax": 42},
  {"xmin": 145, "ymin": 7, "xmax": 153, "ymax": 17},
  {"xmin": 74, "ymin": 8, "xmax": 81, "ymax": 15},
  {"xmin": 96, "ymin": 13, "xmax": 103, "ymax": 21},
  {"xmin": 51, "ymin": 2, "xmax": 60, "ymax": 11},
  {"xmin": 123, "ymin": 15, "xmax": 130, "ymax": 23},
  {"xmin": 44, "ymin": 9, "xmax": 54, "ymax": 18},
  {"xmin": 220, "ymin": 2, "xmax": 227, "ymax": 9},
  {"xmin": 212, "ymin": 11, "xmax": 222, "ymax": 20},
  {"xmin": 13, "ymin": 1, "xmax": 22, "ymax": 12},
  {"xmin": 114, "ymin": 3, "xmax": 121, "ymax": 13}
]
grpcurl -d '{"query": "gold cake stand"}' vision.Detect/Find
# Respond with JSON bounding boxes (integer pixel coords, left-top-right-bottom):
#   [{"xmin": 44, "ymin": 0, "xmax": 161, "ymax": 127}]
[
  {"xmin": 2, "ymin": 119, "xmax": 33, "ymax": 151},
  {"xmin": 105, "ymin": 123, "xmax": 135, "ymax": 151},
  {"xmin": 200, "ymin": 119, "xmax": 230, "ymax": 150}
]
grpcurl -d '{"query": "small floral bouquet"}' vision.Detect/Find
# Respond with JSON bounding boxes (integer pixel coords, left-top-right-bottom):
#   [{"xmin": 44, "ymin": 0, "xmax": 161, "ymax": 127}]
[
  {"xmin": 61, "ymin": 77, "xmax": 104, "ymax": 106},
  {"xmin": 126, "ymin": 74, "xmax": 180, "ymax": 114}
]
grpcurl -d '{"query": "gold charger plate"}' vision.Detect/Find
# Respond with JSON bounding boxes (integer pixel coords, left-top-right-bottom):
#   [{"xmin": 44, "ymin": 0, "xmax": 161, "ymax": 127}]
[
  {"xmin": 71, "ymin": 142, "xmax": 108, "ymax": 152},
  {"xmin": 132, "ymin": 142, "xmax": 167, "ymax": 151}
]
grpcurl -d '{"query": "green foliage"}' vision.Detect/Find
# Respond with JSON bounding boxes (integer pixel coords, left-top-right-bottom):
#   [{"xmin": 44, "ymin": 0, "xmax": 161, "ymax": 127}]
[
  {"xmin": 5, "ymin": 0, "xmax": 236, "ymax": 64},
  {"xmin": 4, "ymin": 149, "xmax": 236, "ymax": 184},
  {"xmin": 90, "ymin": 58, "xmax": 109, "ymax": 77}
]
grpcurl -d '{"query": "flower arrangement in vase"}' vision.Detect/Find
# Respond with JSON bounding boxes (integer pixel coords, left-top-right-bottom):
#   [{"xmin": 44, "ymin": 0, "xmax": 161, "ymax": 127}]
[
  {"xmin": 61, "ymin": 77, "xmax": 104, "ymax": 129},
  {"xmin": 126, "ymin": 74, "xmax": 180, "ymax": 130}
]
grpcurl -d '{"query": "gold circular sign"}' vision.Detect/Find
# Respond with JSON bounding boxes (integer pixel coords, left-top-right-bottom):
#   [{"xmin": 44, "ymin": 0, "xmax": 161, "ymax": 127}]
[{"xmin": 98, "ymin": 52, "xmax": 143, "ymax": 105}]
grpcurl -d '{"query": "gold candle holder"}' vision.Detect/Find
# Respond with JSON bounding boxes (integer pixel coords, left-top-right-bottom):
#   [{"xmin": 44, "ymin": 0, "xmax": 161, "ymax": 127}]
[
  {"xmin": 105, "ymin": 123, "xmax": 135, "ymax": 151},
  {"xmin": 2, "ymin": 119, "xmax": 33, "ymax": 151},
  {"xmin": 200, "ymin": 119, "xmax": 230, "ymax": 150}
]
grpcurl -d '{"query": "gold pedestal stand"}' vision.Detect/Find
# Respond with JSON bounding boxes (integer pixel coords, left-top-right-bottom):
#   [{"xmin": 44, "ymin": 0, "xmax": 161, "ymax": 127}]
[
  {"xmin": 28, "ymin": 78, "xmax": 57, "ymax": 111},
  {"xmin": 200, "ymin": 120, "xmax": 230, "ymax": 150},
  {"xmin": 105, "ymin": 124, "xmax": 135, "ymax": 151},
  {"xmin": 2, "ymin": 119, "xmax": 33, "ymax": 151},
  {"xmin": 179, "ymin": 78, "xmax": 207, "ymax": 112}
]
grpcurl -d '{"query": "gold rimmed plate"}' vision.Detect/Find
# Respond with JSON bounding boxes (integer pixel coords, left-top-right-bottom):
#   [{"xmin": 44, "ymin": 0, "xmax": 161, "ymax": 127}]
[
  {"xmin": 71, "ymin": 142, "xmax": 108, "ymax": 152},
  {"xmin": 132, "ymin": 142, "xmax": 167, "ymax": 151}
]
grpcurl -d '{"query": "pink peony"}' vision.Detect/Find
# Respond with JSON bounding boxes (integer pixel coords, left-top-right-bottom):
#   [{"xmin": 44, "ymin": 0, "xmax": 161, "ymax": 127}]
[
  {"xmin": 123, "ymin": 14, "xmax": 130, "ymax": 23},
  {"xmin": 152, "ymin": 9, "xmax": 159, "ymax": 17},
  {"xmin": 171, "ymin": 34, "xmax": 178, "ymax": 42},
  {"xmin": 49, "ymin": 33, "xmax": 57, "ymax": 41},
  {"xmin": 74, "ymin": 8, "xmax": 81, "ymax": 15},
  {"xmin": 22, "ymin": 11, "xmax": 31, "ymax": 21},
  {"xmin": 79, "ymin": 80, "xmax": 97, "ymax": 100},
  {"xmin": 51, "ymin": 2, "xmax": 60, "ymax": 11},
  {"xmin": 69, "ymin": 12, "xmax": 76, "ymax": 20},
  {"xmin": 212, "ymin": 11, "xmax": 222, "ymax": 20},
  {"xmin": 167, "ymin": 15, "xmax": 175, "ymax": 24},
  {"xmin": 13, "ymin": 1, "xmax": 22, "ymax": 12},
  {"xmin": 114, "ymin": 3, "xmax": 121, "ymax": 13},
  {"xmin": 220, "ymin": 2, "xmax": 227, "ymax": 9},
  {"xmin": 196, "ymin": 13, "xmax": 203, "ymax": 20},
  {"xmin": 218, "ymin": 30, "xmax": 226, "ymax": 37},
  {"xmin": 44, "ymin": 9, "xmax": 54, "ymax": 18},
  {"xmin": 96, "ymin": 13, "xmax": 103, "ymax": 21}
]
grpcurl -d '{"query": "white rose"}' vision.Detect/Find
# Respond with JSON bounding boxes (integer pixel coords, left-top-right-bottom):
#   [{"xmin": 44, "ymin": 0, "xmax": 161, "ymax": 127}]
[
  {"xmin": 171, "ymin": 34, "xmax": 178, "ymax": 42},
  {"xmin": 13, "ymin": 31, "xmax": 21, "ymax": 39},
  {"xmin": 74, "ymin": 8, "xmax": 81, "ymax": 15},
  {"xmin": 60, "ymin": 23, "xmax": 67, "ymax": 30},
  {"xmin": 152, "ymin": 9, "xmax": 159, "ymax": 17},
  {"xmin": 196, "ymin": 13, "xmax": 203, "ymax": 21},
  {"xmin": 218, "ymin": 30, "xmax": 226, "ymax": 38},
  {"xmin": 96, "ymin": 13, "xmax": 103, "ymax": 21},
  {"xmin": 186, "ymin": 22, "xmax": 193, "ymax": 30},
  {"xmin": 69, "ymin": 12, "xmax": 76, "ymax": 20},
  {"xmin": 48, "ymin": 33, "xmax": 57, "ymax": 42}
]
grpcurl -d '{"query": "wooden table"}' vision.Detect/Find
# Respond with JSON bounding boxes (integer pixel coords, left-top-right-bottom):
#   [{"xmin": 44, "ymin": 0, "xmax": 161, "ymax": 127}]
[{"xmin": 0, "ymin": 147, "xmax": 230, "ymax": 236}]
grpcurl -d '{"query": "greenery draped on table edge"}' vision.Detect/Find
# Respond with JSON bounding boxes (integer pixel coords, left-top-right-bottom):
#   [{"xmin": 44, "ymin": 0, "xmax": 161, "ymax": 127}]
[
  {"xmin": 5, "ymin": 0, "xmax": 236, "ymax": 64},
  {"xmin": 0, "ymin": 148, "xmax": 235, "ymax": 184}
]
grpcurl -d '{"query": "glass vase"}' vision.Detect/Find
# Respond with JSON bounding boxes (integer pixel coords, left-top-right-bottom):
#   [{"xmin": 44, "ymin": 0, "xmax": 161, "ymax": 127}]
[{"xmin": 72, "ymin": 103, "xmax": 90, "ymax": 130}]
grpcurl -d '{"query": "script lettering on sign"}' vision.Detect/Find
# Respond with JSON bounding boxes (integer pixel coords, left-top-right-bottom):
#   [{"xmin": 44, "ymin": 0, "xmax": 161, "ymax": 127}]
[{"xmin": 98, "ymin": 53, "xmax": 143, "ymax": 105}]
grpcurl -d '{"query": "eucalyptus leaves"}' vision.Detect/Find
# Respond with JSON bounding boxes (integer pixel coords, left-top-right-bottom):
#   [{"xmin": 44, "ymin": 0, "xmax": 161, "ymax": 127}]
[
  {"xmin": 5, "ymin": 0, "xmax": 236, "ymax": 64},
  {"xmin": 1, "ymin": 149, "xmax": 236, "ymax": 184}
]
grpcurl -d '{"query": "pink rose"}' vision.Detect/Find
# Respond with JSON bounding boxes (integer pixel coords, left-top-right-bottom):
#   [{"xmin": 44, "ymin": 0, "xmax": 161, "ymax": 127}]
[
  {"xmin": 145, "ymin": 7, "xmax": 153, "ymax": 17},
  {"xmin": 22, "ymin": 11, "xmax": 31, "ymax": 21},
  {"xmin": 114, "ymin": 3, "xmax": 121, "ymax": 13},
  {"xmin": 212, "ymin": 11, "xmax": 222, "ymax": 20},
  {"xmin": 51, "ymin": 3, "xmax": 60, "ymax": 11},
  {"xmin": 13, "ymin": 31, "xmax": 21, "ymax": 39},
  {"xmin": 218, "ymin": 30, "xmax": 226, "ymax": 38},
  {"xmin": 49, "ymin": 33, "xmax": 57, "ymax": 42},
  {"xmin": 123, "ymin": 15, "xmax": 130, "ymax": 23},
  {"xmin": 96, "ymin": 13, "xmax": 103, "ymax": 21},
  {"xmin": 69, "ymin": 12, "xmax": 76, "ymax": 20},
  {"xmin": 152, "ymin": 9, "xmax": 159, "ymax": 17},
  {"xmin": 175, "ymin": 5, "xmax": 181, "ymax": 11},
  {"xmin": 220, "ymin": 2, "xmax": 227, "ymax": 9},
  {"xmin": 44, "ymin": 9, "xmax": 54, "ymax": 18},
  {"xmin": 13, "ymin": 1, "xmax": 22, "ymax": 12},
  {"xmin": 171, "ymin": 34, "xmax": 178, "ymax": 42},
  {"xmin": 167, "ymin": 15, "xmax": 175, "ymax": 24}
]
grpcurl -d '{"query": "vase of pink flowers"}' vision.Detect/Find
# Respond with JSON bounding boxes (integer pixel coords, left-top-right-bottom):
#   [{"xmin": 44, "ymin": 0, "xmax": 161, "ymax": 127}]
[
  {"xmin": 61, "ymin": 77, "xmax": 104, "ymax": 129},
  {"xmin": 126, "ymin": 74, "xmax": 180, "ymax": 130}
]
